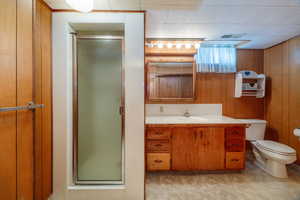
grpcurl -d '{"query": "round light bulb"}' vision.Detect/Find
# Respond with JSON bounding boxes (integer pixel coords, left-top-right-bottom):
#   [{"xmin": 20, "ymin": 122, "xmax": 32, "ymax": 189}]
[
  {"xmin": 146, "ymin": 43, "xmax": 154, "ymax": 48},
  {"xmin": 185, "ymin": 43, "xmax": 192, "ymax": 49},
  {"xmin": 157, "ymin": 43, "xmax": 164, "ymax": 48},
  {"xmin": 167, "ymin": 43, "xmax": 173, "ymax": 48},
  {"xmin": 194, "ymin": 43, "xmax": 201, "ymax": 49},
  {"xmin": 176, "ymin": 43, "xmax": 182, "ymax": 49}
]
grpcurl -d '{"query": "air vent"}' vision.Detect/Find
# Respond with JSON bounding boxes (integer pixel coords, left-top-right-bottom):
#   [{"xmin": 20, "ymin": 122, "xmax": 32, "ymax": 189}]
[{"xmin": 221, "ymin": 33, "xmax": 246, "ymax": 39}]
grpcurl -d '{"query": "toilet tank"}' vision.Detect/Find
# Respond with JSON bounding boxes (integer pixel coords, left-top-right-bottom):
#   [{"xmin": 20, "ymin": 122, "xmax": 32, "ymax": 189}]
[{"xmin": 238, "ymin": 119, "xmax": 267, "ymax": 141}]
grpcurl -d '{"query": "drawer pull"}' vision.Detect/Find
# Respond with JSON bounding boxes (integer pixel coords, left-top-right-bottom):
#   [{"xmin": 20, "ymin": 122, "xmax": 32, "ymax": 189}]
[
  {"xmin": 231, "ymin": 159, "xmax": 240, "ymax": 162},
  {"xmin": 230, "ymin": 144, "xmax": 241, "ymax": 147},
  {"xmin": 147, "ymin": 128, "xmax": 170, "ymax": 139},
  {"xmin": 147, "ymin": 141, "xmax": 170, "ymax": 153},
  {"xmin": 154, "ymin": 159, "xmax": 163, "ymax": 163}
]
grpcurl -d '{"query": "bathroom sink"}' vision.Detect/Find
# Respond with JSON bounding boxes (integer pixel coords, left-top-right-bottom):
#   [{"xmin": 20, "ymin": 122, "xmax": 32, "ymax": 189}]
[
  {"xmin": 188, "ymin": 116, "xmax": 207, "ymax": 120},
  {"xmin": 146, "ymin": 115, "xmax": 246, "ymax": 125}
]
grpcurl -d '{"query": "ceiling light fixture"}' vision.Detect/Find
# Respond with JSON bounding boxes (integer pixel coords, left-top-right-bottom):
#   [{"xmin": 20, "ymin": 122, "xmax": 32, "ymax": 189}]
[{"xmin": 66, "ymin": 0, "xmax": 94, "ymax": 12}]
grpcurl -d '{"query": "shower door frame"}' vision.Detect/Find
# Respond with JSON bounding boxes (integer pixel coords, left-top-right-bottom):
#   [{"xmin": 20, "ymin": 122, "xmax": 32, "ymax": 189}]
[{"xmin": 72, "ymin": 34, "xmax": 125, "ymax": 185}]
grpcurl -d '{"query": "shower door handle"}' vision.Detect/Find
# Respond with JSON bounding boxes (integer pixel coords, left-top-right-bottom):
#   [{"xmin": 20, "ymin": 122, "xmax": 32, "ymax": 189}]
[{"xmin": 0, "ymin": 101, "xmax": 44, "ymax": 112}]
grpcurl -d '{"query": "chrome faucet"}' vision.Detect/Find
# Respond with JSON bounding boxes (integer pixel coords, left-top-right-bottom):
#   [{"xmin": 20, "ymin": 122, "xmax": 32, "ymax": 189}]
[{"xmin": 183, "ymin": 109, "xmax": 191, "ymax": 118}]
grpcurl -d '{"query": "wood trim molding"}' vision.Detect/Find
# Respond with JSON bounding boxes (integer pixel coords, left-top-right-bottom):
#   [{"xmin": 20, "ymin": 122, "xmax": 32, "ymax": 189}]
[
  {"xmin": 34, "ymin": 0, "xmax": 53, "ymax": 199},
  {"xmin": 264, "ymin": 34, "xmax": 300, "ymax": 50},
  {"xmin": 40, "ymin": 0, "xmax": 52, "ymax": 10}
]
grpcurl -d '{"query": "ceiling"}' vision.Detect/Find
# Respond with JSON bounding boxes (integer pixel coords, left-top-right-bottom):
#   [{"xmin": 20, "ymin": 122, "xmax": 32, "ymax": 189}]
[{"xmin": 44, "ymin": 0, "xmax": 300, "ymax": 49}]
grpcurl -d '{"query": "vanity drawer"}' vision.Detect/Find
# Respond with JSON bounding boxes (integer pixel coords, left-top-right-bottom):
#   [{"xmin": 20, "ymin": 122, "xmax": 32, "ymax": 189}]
[
  {"xmin": 226, "ymin": 139, "xmax": 245, "ymax": 152},
  {"xmin": 146, "ymin": 140, "xmax": 170, "ymax": 153},
  {"xmin": 147, "ymin": 128, "xmax": 171, "ymax": 140},
  {"xmin": 226, "ymin": 152, "xmax": 245, "ymax": 169},
  {"xmin": 147, "ymin": 153, "xmax": 170, "ymax": 171},
  {"xmin": 226, "ymin": 127, "xmax": 245, "ymax": 139}
]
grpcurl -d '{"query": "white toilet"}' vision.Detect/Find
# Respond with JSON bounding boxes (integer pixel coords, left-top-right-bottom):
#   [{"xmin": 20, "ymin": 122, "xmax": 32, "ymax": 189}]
[{"xmin": 240, "ymin": 119, "xmax": 297, "ymax": 178}]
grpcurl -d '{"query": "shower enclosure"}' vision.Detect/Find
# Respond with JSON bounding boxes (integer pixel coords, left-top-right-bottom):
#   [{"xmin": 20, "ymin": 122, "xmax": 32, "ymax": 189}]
[{"xmin": 72, "ymin": 34, "xmax": 124, "ymax": 185}]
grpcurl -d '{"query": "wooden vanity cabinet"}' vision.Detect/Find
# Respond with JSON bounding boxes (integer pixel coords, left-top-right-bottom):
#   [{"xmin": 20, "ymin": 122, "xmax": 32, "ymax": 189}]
[
  {"xmin": 146, "ymin": 125, "xmax": 246, "ymax": 171},
  {"xmin": 172, "ymin": 127, "xmax": 225, "ymax": 170},
  {"xmin": 225, "ymin": 127, "xmax": 246, "ymax": 169},
  {"xmin": 146, "ymin": 127, "xmax": 171, "ymax": 171}
]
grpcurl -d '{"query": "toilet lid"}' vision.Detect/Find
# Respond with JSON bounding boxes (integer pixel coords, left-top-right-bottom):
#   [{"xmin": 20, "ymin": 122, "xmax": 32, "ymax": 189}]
[{"xmin": 256, "ymin": 140, "xmax": 296, "ymax": 156}]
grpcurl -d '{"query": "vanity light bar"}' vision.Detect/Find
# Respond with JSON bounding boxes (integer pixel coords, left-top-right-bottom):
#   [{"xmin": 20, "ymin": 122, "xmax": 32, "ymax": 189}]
[
  {"xmin": 145, "ymin": 38, "xmax": 204, "ymax": 49},
  {"xmin": 146, "ymin": 38, "xmax": 251, "ymax": 49},
  {"xmin": 145, "ymin": 42, "xmax": 202, "ymax": 49}
]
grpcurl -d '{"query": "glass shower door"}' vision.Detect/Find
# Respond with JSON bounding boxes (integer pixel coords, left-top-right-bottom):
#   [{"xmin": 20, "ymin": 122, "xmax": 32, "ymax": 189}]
[{"xmin": 73, "ymin": 36, "xmax": 124, "ymax": 185}]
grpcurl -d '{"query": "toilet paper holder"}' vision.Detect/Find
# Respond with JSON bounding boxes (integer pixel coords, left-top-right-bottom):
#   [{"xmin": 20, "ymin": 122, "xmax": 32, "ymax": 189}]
[{"xmin": 294, "ymin": 128, "xmax": 300, "ymax": 140}]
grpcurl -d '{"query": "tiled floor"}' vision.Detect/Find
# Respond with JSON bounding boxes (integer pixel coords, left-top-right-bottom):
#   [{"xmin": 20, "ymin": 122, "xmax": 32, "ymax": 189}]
[{"xmin": 146, "ymin": 161, "xmax": 300, "ymax": 200}]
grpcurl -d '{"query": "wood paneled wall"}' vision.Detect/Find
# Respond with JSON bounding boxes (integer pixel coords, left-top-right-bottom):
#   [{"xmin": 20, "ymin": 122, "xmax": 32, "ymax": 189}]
[
  {"xmin": 17, "ymin": 0, "xmax": 35, "ymax": 198},
  {"xmin": 264, "ymin": 36, "xmax": 300, "ymax": 162},
  {"xmin": 1, "ymin": 0, "xmax": 38, "ymax": 199},
  {"xmin": 34, "ymin": 0, "xmax": 52, "ymax": 199},
  {"xmin": 146, "ymin": 49, "xmax": 265, "ymax": 119}
]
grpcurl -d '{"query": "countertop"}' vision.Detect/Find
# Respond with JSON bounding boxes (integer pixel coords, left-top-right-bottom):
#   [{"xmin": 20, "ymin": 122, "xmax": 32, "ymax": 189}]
[{"xmin": 146, "ymin": 115, "xmax": 248, "ymax": 125}]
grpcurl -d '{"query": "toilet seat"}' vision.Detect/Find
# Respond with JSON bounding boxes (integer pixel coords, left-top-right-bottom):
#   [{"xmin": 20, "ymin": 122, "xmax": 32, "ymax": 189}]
[{"xmin": 255, "ymin": 140, "xmax": 296, "ymax": 156}]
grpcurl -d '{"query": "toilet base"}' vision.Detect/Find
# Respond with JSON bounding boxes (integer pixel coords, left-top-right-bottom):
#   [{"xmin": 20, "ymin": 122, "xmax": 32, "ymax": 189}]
[
  {"xmin": 251, "ymin": 142, "xmax": 292, "ymax": 178},
  {"xmin": 254, "ymin": 159, "xmax": 288, "ymax": 178},
  {"xmin": 253, "ymin": 146, "xmax": 288, "ymax": 178}
]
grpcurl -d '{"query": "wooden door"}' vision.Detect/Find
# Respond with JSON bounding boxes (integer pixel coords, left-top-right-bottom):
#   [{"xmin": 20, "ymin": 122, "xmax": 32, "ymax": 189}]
[
  {"xmin": 0, "ymin": 1, "xmax": 17, "ymax": 199},
  {"xmin": 0, "ymin": 0, "xmax": 49, "ymax": 199},
  {"xmin": 172, "ymin": 127, "xmax": 225, "ymax": 170}
]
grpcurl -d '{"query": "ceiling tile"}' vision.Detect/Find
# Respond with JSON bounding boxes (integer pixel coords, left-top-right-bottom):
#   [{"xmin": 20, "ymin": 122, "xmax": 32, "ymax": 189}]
[
  {"xmin": 109, "ymin": 0, "xmax": 140, "ymax": 10},
  {"xmin": 201, "ymin": 0, "xmax": 300, "ymax": 7},
  {"xmin": 93, "ymin": 0, "xmax": 111, "ymax": 10},
  {"xmin": 141, "ymin": 0, "xmax": 200, "ymax": 9},
  {"xmin": 44, "ymin": 0, "xmax": 111, "ymax": 10},
  {"xmin": 44, "ymin": 0, "xmax": 300, "ymax": 48}
]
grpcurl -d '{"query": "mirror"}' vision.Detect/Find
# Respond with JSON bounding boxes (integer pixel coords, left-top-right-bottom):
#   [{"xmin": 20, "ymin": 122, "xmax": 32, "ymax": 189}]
[{"xmin": 147, "ymin": 62, "xmax": 196, "ymax": 101}]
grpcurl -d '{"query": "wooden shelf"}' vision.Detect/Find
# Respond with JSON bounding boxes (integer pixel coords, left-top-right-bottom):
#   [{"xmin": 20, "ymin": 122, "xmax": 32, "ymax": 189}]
[
  {"xmin": 235, "ymin": 72, "xmax": 265, "ymax": 98},
  {"xmin": 242, "ymin": 77, "xmax": 265, "ymax": 80},
  {"xmin": 156, "ymin": 73, "xmax": 193, "ymax": 77}
]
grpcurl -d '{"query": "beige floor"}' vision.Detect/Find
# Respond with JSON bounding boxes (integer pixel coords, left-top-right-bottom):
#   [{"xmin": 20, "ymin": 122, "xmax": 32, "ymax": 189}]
[{"xmin": 146, "ymin": 161, "xmax": 300, "ymax": 200}]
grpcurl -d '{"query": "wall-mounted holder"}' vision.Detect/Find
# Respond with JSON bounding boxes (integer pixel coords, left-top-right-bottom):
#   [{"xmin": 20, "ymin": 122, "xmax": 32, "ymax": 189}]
[
  {"xmin": 294, "ymin": 128, "xmax": 300, "ymax": 141},
  {"xmin": 235, "ymin": 70, "xmax": 265, "ymax": 98}
]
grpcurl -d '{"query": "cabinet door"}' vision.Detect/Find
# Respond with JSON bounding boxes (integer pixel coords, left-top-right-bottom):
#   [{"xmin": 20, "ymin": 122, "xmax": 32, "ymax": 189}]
[{"xmin": 172, "ymin": 127, "xmax": 225, "ymax": 170}]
